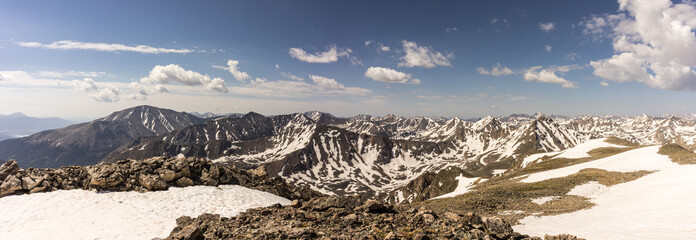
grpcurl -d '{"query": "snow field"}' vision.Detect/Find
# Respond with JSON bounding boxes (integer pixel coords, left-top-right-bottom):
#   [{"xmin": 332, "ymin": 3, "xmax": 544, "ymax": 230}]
[{"xmin": 0, "ymin": 185, "xmax": 290, "ymax": 240}]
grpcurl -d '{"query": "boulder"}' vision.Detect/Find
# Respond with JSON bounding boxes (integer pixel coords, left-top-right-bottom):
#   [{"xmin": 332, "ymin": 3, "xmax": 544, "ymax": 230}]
[
  {"xmin": 21, "ymin": 176, "xmax": 43, "ymax": 190},
  {"xmin": 175, "ymin": 177, "xmax": 194, "ymax": 187},
  {"xmin": 354, "ymin": 199, "xmax": 393, "ymax": 213},
  {"xmin": 158, "ymin": 169, "xmax": 177, "ymax": 182},
  {"xmin": 138, "ymin": 174, "xmax": 168, "ymax": 191},
  {"xmin": 0, "ymin": 175, "xmax": 22, "ymax": 197},
  {"xmin": 483, "ymin": 216, "xmax": 513, "ymax": 239},
  {"xmin": 0, "ymin": 160, "xmax": 19, "ymax": 181}
]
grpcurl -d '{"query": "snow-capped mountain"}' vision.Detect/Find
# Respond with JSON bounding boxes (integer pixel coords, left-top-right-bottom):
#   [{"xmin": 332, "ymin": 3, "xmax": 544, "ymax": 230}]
[
  {"xmin": 6, "ymin": 106, "xmax": 696, "ymax": 203},
  {"xmin": 0, "ymin": 105, "xmax": 203, "ymax": 168},
  {"xmin": 105, "ymin": 111, "xmax": 587, "ymax": 200}
]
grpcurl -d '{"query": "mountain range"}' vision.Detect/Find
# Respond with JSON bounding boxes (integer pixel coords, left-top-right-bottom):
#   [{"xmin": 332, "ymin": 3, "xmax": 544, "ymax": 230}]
[
  {"xmin": 1, "ymin": 105, "xmax": 695, "ymax": 201},
  {"xmin": 0, "ymin": 113, "xmax": 73, "ymax": 141}
]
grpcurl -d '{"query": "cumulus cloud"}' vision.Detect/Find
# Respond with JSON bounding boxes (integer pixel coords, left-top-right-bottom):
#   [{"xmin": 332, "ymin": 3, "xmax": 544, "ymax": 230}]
[
  {"xmin": 586, "ymin": 0, "xmax": 696, "ymax": 91},
  {"xmin": 288, "ymin": 45, "xmax": 352, "ymax": 63},
  {"xmin": 523, "ymin": 66, "xmax": 577, "ymax": 88},
  {"xmin": 600, "ymin": 81, "xmax": 610, "ymax": 87},
  {"xmin": 539, "ymin": 22, "xmax": 555, "ymax": 32},
  {"xmin": 90, "ymin": 84, "xmax": 120, "ymax": 103},
  {"xmin": 477, "ymin": 63, "xmax": 515, "ymax": 76},
  {"xmin": 446, "ymin": 27, "xmax": 458, "ymax": 32},
  {"xmin": 398, "ymin": 40, "xmax": 453, "ymax": 68},
  {"xmin": 17, "ymin": 40, "xmax": 193, "ymax": 54},
  {"xmin": 140, "ymin": 64, "xmax": 228, "ymax": 93},
  {"xmin": 365, "ymin": 67, "xmax": 420, "ymax": 84},
  {"xmin": 225, "ymin": 60, "xmax": 250, "ymax": 82},
  {"xmin": 545, "ymin": 45, "xmax": 552, "ymax": 52}
]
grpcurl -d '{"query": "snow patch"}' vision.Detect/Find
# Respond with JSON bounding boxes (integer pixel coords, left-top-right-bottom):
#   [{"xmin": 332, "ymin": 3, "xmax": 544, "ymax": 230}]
[
  {"xmin": 0, "ymin": 185, "xmax": 290, "ymax": 240},
  {"xmin": 431, "ymin": 175, "xmax": 485, "ymax": 199}
]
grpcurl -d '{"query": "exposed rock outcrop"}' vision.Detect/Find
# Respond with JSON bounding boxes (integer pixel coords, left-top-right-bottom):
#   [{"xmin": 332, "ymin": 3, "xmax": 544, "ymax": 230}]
[
  {"xmin": 166, "ymin": 195, "xmax": 584, "ymax": 240},
  {"xmin": 0, "ymin": 158, "xmax": 321, "ymax": 200}
]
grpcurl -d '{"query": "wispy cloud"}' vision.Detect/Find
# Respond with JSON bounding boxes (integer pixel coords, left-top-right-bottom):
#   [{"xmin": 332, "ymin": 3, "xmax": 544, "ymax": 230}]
[{"xmin": 17, "ymin": 40, "xmax": 194, "ymax": 54}]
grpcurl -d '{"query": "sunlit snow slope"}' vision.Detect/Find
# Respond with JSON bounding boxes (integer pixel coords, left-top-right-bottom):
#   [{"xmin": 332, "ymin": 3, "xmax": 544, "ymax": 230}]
[{"xmin": 513, "ymin": 146, "xmax": 696, "ymax": 239}]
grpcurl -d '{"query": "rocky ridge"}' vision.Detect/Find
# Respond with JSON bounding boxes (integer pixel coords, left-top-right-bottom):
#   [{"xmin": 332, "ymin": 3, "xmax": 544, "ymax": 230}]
[
  {"xmin": 166, "ymin": 195, "xmax": 583, "ymax": 240},
  {"xmin": 0, "ymin": 157, "xmax": 320, "ymax": 201}
]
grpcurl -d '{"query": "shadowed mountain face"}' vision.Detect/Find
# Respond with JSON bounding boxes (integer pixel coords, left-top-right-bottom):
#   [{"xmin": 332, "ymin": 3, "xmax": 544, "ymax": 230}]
[{"xmin": 0, "ymin": 105, "xmax": 203, "ymax": 168}]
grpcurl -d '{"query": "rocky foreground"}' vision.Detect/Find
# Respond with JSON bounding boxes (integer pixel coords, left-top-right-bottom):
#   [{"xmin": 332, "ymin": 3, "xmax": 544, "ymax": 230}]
[
  {"xmin": 167, "ymin": 195, "xmax": 583, "ymax": 240},
  {"xmin": 0, "ymin": 157, "xmax": 319, "ymax": 200}
]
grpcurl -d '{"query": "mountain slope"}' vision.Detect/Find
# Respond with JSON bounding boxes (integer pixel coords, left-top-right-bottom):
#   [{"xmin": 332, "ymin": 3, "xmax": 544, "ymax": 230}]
[{"xmin": 0, "ymin": 105, "xmax": 203, "ymax": 168}]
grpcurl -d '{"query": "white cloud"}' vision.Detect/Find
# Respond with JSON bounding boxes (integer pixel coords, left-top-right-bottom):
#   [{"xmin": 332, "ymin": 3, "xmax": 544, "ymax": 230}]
[
  {"xmin": 398, "ymin": 40, "xmax": 453, "ymax": 68},
  {"xmin": 539, "ymin": 22, "xmax": 556, "ymax": 32},
  {"xmin": 34, "ymin": 71, "xmax": 107, "ymax": 78},
  {"xmin": 288, "ymin": 45, "xmax": 352, "ymax": 63},
  {"xmin": 380, "ymin": 45, "xmax": 390, "ymax": 52},
  {"xmin": 523, "ymin": 66, "xmax": 578, "ymax": 88},
  {"xmin": 309, "ymin": 75, "xmax": 344, "ymax": 89},
  {"xmin": 275, "ymin": 64, "xmax": 280, "ymax": 70},
  {"xmin": 545, "ymin": 45, "xmax": 552, "ymax": 52},
  {"xmin": 90, "ymin": 84, "xmax": 120, "ymax": 103},
  {"xmin": 17, "ymin": 40, "xmax": 193, "ymax": 54},
  {"xmin": 587, "ymin": 0, "xmax": 696, "ymax": 91},
  {"xmin": 600, "ymin": 81, "xmax": 610, "ymax": 87},
  {"xmin": 365, "ymin": 40, "xmax": 374, "ymax": 46},
  {"xmin": 477, "ymin": 63, "xmax": 515, "ymax": 76},
  {"xmin": 281, "ymin": 72, "xmax": 304, "ymax": 81},
  {"xmin": 446, "ymin": 27, "xmax": 458, "ymax": 32},
  {"xmin": 365, "ymin": 67, "xmax": 420, "ymax": 84},
  {"xmin": 70, "ymin": 78, "xmax": 98, "ymax": 92},
  {"xmin": 225, "ymin": 60, "xmax": 250, "ymax": 82},
  {"xmin": 140, "ymin": 64, "xmax": 228, "ymax": 93}
]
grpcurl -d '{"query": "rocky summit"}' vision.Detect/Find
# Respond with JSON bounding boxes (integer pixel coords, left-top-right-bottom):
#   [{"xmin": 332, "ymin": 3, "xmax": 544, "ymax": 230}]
[
  {"xmin": 0, "ymin": 157, "xmax": 320, "ymax": 201},
  {"xmin": 166, "ymin": 195, "xmax": 583, "ymax": 240}
]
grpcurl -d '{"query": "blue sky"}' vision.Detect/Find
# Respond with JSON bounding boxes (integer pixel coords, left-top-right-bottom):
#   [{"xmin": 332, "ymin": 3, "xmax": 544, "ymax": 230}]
[{"xmin": 1, "ymin": 0, "xmax": 695, "ymax": 120}]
